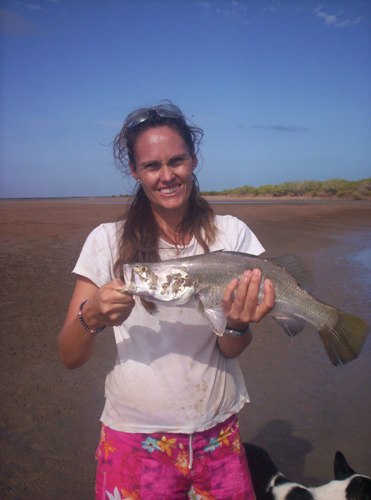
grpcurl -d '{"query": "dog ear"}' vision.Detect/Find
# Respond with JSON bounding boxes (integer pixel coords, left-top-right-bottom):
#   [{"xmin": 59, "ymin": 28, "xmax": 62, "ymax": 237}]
[
  {"xmin": 334, "ymin": 451, "xmax": 356, "ymax": 480},
  {"xmin": 346, "ymin": 476, "xmax": 371, "ymax": 500}
]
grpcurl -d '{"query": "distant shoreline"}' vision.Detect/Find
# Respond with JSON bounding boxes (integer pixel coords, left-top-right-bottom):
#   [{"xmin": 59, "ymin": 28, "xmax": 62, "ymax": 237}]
[
  {"xmin": 1, "ymin": 194, "xmax": 370, "ymax": 203},
  {"xmin": 1, "ymin": 179, "xmax": 370, "ymax": 202}
]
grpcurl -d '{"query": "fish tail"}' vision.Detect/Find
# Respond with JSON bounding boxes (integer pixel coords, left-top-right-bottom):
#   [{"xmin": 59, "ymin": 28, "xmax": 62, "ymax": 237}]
[{"xmin": 319, "ymin": 311, "xmax": 369, "ymax": 366}]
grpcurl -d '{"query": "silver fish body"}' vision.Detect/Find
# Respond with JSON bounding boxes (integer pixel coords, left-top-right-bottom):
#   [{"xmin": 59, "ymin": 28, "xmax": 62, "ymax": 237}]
[{"xmin": 122, "ymin": 251, "xmax": 369, "ymax": 366}]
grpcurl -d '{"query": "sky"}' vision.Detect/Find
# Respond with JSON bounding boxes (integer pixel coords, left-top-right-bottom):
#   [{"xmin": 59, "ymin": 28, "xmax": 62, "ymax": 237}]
[{"xmin": 0, "ymin": 0, "xmax": 370, "ymax": 198}]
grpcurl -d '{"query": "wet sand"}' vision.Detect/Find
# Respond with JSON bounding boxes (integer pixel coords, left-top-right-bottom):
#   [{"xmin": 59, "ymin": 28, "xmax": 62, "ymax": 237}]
[{"xmin": 0, "ymin": 198, "xmax": 370, "ymax": 498}]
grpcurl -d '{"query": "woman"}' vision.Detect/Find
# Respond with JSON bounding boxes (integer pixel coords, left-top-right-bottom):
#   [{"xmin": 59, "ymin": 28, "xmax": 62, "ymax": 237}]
[{"xmin": 58, "ymin": 101, "xmax": 275, "ymax": 499}]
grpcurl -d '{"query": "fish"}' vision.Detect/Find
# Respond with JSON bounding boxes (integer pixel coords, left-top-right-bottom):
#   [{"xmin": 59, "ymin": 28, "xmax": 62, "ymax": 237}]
[{"xmin": 121, "ymin": 251, "xmax": 369, "ymax": 366}]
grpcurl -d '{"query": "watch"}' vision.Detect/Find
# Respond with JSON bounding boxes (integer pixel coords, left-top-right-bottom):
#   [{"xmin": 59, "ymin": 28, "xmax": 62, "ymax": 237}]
[{"xmin": 224, "ymin": 325, "xmax": 250, "ymax": 337}]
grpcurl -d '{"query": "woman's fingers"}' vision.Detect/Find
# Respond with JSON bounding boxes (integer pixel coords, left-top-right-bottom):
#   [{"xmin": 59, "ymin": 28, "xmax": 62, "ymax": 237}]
[
  {"xmin": 260, "ymin": 278, "xmax": 275, "ymax": 313},
  {"xmin": 223, "ymin": 269, "xmax": 275, "ymax": 326},
  {"xmin": 222, "ymin": 277, "xmax": 240, "ymax": 313},
  {"xmin": 88, "ymin": 279, "xmax": 135, "ymax": 326}
]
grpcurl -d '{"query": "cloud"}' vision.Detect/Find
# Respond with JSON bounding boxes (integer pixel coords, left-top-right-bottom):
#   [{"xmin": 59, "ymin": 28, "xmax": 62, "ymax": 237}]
[
  {"xmin": 201, "ymin": 0, "xmax": 249, "ymax": 22},
  {"xmin": 0, "ymin": 7, "xmax": 39, "ymax": 35},
  {"xmin": 249, "ymin": 124, "xmax": 309, "ymax": 133},
  {"xmin": 261, "ymin": 4, "xmax": 279, "ymax": 15},
  {"xmin": 23, "ymin": 118, "xmax": 122, "ymax": 129},
  {"xmin": 25, "ymin": 4, "xmax": 42, "ymax": 11},
  {"xmin": 314, "ymin": 6, "xmax": 363, "ymax": 28}
]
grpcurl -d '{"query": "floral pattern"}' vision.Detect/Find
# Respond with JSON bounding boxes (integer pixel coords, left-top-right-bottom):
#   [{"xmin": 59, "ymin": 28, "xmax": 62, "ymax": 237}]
[
  {"xmin": 95, "ymin": 416, "xmax": 255, "ymax": 499},
  {"xmin": 204, "ymin": 421, "xmax": 233, "ymax": 452},
  {"xmin": 96, "ymin": 426, "xmax": 117, "ymax": 461}
]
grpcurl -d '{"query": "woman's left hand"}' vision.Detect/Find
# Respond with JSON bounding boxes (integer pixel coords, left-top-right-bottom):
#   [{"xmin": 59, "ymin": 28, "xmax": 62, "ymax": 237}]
[{"xmin": 221, "ymin": 268, "xmax": 275, "ymax": 330}]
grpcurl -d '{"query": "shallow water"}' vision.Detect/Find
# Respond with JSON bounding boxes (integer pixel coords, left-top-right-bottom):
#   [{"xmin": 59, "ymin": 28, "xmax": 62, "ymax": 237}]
[
  {"xmin": 353, "ymin": 247, "xmax": 371, "ymax": 272},
  {"xmin": 238, "ymin": 220, "xmax": 371, "ymax": 486}
]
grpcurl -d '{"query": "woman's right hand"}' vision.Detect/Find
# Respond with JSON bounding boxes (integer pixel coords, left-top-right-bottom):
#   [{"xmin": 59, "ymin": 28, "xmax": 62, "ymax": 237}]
[
  {"xmin": 82, "ymin": 278, "xmax": 135, "ymax": 329},
  {"xmin": 57, "ymin": 277, "xmax": 135, "ymax": 369}
]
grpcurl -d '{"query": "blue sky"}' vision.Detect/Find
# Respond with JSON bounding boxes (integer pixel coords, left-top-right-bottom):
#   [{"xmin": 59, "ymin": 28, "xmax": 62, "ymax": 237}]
[{"xmin": 0, "ymin": 0, "xmax": 370, "ymax": 198}]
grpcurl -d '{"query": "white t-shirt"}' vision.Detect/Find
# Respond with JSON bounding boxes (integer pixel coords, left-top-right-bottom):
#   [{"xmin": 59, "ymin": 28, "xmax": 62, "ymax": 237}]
[{"xmin": 73, "ymin": 214, "xmax": 264, "ymax": 433}]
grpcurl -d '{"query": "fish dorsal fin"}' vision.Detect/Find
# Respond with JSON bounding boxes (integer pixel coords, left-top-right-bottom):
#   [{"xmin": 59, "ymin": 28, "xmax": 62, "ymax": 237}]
[
  {"xmin": 270, "ymin": 255, "xmax": 315, "ymax": 292},
  {"xmin": 273, "ymin": 314, "xmax": 306, "ymax": 337}
]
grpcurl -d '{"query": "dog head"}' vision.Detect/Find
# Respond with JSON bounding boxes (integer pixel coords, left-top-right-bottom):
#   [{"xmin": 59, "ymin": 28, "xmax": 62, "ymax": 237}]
[
  {"xmin": 333, "ymin": 451, "xmax": 371, "ymax": 500},
  {"xmin": 244, "ymin": 443, "xmax": 371, "ymax": 500},
  {"xmin": 268, "ymin": 451, "xmax": 371, "ymax": 500}
]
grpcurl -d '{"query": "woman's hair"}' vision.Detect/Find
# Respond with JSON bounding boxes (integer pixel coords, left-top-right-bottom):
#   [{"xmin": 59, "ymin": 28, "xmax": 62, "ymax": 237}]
[
  {"xmin": 113, "ymin": 102, "xmax": 203, "ymax": 176},
  {"xmin": 112, "ymin": 101, "xmax": 217, "ymax": 275}
]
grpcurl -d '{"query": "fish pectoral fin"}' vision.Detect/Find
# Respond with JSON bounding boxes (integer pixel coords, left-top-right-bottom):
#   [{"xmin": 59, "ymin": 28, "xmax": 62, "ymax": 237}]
[
  {"xmin": 203, "ymin": 306, "xmax": 227, "ymax": 336},
  {"xmin": 195, "ymin": 289, "xmax": 227, "ymax": 336},
  {"xmin": 141, "ymin": 298, "xmax": 158, "ymax": 314},
  {"xmin": 273, "ymin": 314, "xmax": 306, "ymax": 337}
]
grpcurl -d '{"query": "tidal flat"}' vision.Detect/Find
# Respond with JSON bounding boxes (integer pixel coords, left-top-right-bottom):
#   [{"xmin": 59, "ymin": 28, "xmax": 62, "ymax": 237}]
[{"xmin": 0, "ymin": 198, "xmax": 370, "ymax": 498}]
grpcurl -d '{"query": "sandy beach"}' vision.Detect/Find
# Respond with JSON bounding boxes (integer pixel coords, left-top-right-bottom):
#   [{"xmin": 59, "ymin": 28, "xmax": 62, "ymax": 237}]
[{"xmin": 1, "ymin": 198, "xmax": 370, "ymax": 499}]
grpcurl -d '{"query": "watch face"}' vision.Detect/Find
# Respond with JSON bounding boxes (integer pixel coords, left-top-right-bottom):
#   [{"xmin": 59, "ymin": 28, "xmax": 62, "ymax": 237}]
[{"xmin": 224, "ymin": 327, "xmax": 250, "ymax": 337}]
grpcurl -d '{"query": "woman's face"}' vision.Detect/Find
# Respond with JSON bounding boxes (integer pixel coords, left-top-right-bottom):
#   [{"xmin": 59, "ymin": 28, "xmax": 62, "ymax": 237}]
[{"xmin": 130, "ymin": 126, "xmax": 196, "ymax": 219}]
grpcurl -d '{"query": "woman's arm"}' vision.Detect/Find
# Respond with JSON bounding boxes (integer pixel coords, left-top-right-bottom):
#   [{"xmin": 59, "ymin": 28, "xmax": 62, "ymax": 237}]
[
  {"xmin": 216, "ymin": 329, "xmax": 253, "ymax": 359},
  {"xmin": 217, "ymin": 268, "xmax": 275, "ymax": 358},
  {"xmin": 57, "ymin": 276, "xmax": 135, "ymax": 369}
]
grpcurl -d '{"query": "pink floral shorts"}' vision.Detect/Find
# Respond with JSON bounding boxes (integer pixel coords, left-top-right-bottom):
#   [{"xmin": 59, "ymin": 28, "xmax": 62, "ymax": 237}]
[{"xmin": 95, "ymin": 415, "xmax": 255, "ymax": 499}]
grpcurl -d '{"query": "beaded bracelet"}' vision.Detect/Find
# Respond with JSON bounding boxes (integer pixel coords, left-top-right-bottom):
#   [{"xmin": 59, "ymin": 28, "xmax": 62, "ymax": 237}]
[{"xmin": 78, "ymin": 299, "xmax": 106, "ymax": 334}]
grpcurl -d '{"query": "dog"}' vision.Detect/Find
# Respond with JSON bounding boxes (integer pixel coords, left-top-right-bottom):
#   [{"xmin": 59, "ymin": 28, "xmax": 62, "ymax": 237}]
[{"xmin": 244, "ymin": 443, "xmax": 371, "ymax": 500}]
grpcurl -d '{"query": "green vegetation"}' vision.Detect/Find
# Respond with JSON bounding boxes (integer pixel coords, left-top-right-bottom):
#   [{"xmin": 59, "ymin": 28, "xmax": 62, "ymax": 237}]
[{"xmin": 201, "ymin": 178, "xmax": 371, "ymax": 200}]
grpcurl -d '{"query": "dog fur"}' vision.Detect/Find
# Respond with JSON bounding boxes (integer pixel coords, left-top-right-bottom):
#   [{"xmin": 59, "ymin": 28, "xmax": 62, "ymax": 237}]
[{"xmin": 244, "ymin": 443, "xmax": 371, "ymax": 500}]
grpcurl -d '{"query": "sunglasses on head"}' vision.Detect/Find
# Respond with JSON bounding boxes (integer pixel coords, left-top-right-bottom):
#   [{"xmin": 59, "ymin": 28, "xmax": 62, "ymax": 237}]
[{"xmin": 124, "ymin": 103, "xmax": 185, "ymax": 131}]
